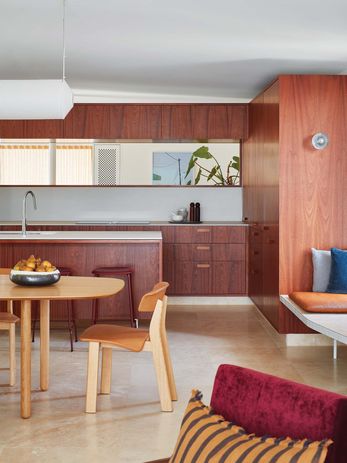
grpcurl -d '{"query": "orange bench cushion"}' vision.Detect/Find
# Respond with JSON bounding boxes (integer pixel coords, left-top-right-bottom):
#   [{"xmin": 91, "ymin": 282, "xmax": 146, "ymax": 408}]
[{"xmin": 290, "ymin": 292, "xmax": 347, "ymax": 313}]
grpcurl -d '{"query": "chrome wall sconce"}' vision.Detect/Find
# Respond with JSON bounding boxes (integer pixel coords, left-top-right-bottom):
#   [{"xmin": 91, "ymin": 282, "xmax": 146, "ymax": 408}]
[{"xmin": 311, "ymin": 132, "xmax": 329, "ymax": 150}]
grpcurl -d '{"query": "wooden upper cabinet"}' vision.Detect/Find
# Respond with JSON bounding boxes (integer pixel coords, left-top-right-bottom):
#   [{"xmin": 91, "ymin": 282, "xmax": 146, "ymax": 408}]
[
  {"xmin": 24, "ymin": 120, "xmax": 64, "ymax": 138},
  {"xmin": 63, "ymin": 104, "xmax": 111, "ymax": 138},
  {"xmin": 0, "ymin": 103, "xmax": 248, "ymax": 140},
  {"xmin": 64, "ymin": 104, "xmax": 162, "ymax": 139},
  {"xmin": 0, "ymin": 120, "xmax": 25, "ymax": 138},
  {"xmin": 161, "ymin": 104, "xmax": 248, "ymax": 140},
  {"xmin": 161, "ymin": 105, "xmax": 193, "ymax": 139},
  {"xmin": 119, "ymin": 105, "xmax": 162, "ymax": 139}
]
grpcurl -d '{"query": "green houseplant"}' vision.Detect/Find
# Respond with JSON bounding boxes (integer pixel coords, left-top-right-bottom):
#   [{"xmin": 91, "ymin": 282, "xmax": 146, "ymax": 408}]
[{"xmin": 185, "ymin": 146, "xmax": 240, "ymax": 186}]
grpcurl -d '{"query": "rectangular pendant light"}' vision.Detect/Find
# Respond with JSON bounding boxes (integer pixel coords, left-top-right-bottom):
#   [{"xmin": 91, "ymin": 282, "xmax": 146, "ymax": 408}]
[{"xmin": 0, "ymin": 79, "xmax": 74, "ymax": 120}]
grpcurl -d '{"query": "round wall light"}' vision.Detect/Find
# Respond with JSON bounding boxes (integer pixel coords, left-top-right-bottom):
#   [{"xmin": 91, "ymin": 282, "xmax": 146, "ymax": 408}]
[{"xmin": 311, "ymin": 132, "xmax": 329, "ymax": 150}]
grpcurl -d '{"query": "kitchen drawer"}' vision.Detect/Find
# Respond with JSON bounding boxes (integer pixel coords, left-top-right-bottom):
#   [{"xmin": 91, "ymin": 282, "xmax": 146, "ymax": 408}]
[
  {"xmin": 212, "ymin": 244, "xmax": 245, "ymax": 261},
  {"xmin": 175, "ymin": 244, "xmax": 212, "ymax": 261},
  {"xmin": 173, "ymin": 261, "xmax": 211, "ymax": 295},
  {"xmin": 175, "ymin": 226, "xmax": 212, "ymax": 243},
  {"xmin": 212, "ymin": 261, "xmax": 246, "ymax": 294},
  {"xmin": 212, "ymin": 226, "xmax": 247, "ymax": 243}
]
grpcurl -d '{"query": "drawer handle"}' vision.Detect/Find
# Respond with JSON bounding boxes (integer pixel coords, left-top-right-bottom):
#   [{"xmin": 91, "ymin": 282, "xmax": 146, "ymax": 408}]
[
  {"xmin": 197, "ymin": 228, "xmax": 211, "ymax": 233},
  {"xmin": 196, "ymin": 246, "xmax": 210, "ymax": 250},
  {"xmin": 253, "ymin": 251, "xmax": 259, "ymax": 255},
  {"xmin": 196, "ymin": 264, "xmax": 210, "ymax": 268},
  {"xmin": 253, "ymin": 232, "xmax": 259, "ymax": 236},
  {"xmin": 263, "ymin": 226, "xmax": 269, "ymax": 231}
]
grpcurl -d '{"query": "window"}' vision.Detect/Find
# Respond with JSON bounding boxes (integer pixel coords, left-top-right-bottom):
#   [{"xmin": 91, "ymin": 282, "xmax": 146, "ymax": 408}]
[
  {"xmin": 56, "ymin": 145, "xmax": 93, "ymax": 185},
  {"xmin": 0, "ymin": 143, "xmax": 94, "ymax": 185},
  {"xmin": 0, "ymin": 144, "xmax": 50, "ymax": 185}
]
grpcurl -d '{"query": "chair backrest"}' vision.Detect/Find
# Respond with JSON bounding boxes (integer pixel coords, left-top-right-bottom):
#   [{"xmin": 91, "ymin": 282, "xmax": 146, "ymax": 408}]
[
  {"xmin": 0, "ymin": 268, "xmax": 10, "ymax": 275},
  {"xmin": 138, "ymin": 282, "xmax": 169, "ymax": 313},
  {"xmin": 149, "ymin": 295, "xmax": 168, "ymax": 343},
  {"xmin": 210, "ymin": 364, "xmax": 347, "ymax": 463}
]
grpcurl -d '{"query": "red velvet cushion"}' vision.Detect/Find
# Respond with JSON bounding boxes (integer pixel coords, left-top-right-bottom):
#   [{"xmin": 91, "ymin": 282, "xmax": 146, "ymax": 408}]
[{"xmin": 210, "ymin": 365, "xmax": 347, "ymax": 463}]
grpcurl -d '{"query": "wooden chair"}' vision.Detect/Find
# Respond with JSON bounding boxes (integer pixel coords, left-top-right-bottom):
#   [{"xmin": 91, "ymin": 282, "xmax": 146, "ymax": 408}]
[
  {"xmin": 0, "ymin": 268, "xmax": 19, "ymax": 386},
  {"xmin": 80, "ymin": 282, "xmax": 177, "ymax": 413}
]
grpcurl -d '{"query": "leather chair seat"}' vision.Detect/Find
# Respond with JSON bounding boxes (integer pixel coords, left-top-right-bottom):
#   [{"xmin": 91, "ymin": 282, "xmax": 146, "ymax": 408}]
[
  {"xmin": 80, "ymin": 324, "xmax": 149, "ymax": 352},
  {"xmin": 290, "ymin": 291, "xmax": 347, "ymax": 313}
]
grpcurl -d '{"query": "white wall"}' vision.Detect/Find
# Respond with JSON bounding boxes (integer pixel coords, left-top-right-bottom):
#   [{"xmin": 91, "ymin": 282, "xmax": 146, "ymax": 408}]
[{"xmin": 0, "ymin": 186, "xmax": 243, "ymax": 222}]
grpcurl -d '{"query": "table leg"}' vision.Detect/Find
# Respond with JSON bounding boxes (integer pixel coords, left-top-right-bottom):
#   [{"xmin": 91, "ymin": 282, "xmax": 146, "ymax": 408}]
[
  {"xmin": 21, "ymin": 300, "xmax": 31, "ymax": 419},
  {"xmin": 40, "ymin": 300, "xmax": 50, "ymax": 391}
]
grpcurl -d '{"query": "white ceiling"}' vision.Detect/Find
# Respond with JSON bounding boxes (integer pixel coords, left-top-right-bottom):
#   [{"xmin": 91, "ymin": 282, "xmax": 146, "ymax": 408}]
[{"xmin": 1, "ymin": 0, "xmax": 347, "ymax": 102}]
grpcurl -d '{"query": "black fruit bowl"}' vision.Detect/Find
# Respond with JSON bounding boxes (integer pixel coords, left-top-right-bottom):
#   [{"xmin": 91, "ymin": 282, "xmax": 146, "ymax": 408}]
[{"xmin": 9, "ymin": 269, "xmax": 61, "ymax": 286}]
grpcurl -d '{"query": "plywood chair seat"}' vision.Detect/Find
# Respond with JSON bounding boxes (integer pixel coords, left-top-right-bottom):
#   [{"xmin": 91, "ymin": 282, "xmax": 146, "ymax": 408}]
[
  {"xmin": 80, "ymin": 324, "xmax": 149, "ymax": 352},
  {"xmin": 80, "ymin": 282, "xmax": 177, "ymax": 414},
  {"xmin": 0, "ymin": 312, "xmax": 19, "ymax": 324}
]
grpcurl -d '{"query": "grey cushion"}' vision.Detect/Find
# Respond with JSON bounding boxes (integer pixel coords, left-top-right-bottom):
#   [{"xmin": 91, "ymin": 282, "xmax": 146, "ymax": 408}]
[{"xmin": 312, "ymin": 248, "xmax": 331, "ymax": 292}]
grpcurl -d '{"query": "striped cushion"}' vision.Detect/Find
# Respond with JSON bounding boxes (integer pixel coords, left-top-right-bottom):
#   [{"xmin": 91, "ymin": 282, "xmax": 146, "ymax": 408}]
[{"xmin": 169, "ymin": 390, "xmax": 332, "ymax": 463}]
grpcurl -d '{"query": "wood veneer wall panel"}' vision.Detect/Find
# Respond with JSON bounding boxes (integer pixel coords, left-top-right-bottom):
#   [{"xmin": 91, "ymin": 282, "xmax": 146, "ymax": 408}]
[{"xmin": 279, "ymin": 75, "xmax": 347, "ymax": 301}]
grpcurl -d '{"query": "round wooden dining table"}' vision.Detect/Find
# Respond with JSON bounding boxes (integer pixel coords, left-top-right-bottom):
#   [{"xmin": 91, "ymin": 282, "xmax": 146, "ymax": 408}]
[{"xmin": 0, "ymin": 275, "xmax": 124, "ymax": 418}]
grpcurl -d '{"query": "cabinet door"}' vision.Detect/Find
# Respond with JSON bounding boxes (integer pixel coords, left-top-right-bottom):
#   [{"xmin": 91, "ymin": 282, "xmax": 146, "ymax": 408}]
[
  {"xmin": 120, "ymin": 105, "xmax": 162, "ymax": 139},
  {"xmin": 0, "ymin": 120, "xmax": 25, "ymax": 138},
  {"xmin": 205, "ymin": 104, "xmax": 248, "ymax": 139},
  {"xmin": 174, "ymin": 261, "xmax": 211, "ymax": 295},
  {"xmin": 63, "ymin": 104, "xmax": 110, "ymax": 138},
  {"xmin": 163, "ymin": 244, "xmax": 175, "ymax": 294},
  {"xmin": 161, "ymin": 104, "xmax": 248, "ymax": 139},
  {"xmin": 212, "ymin": 226, "xmax": 246, "ymax": 243},
  {"xmin": 212, "ymin": 261, "xmax": 246, "ymax": 294},
  {"xmin": 212, "ymin": 244, "xmax": 245, "ymax": 261},
  {"xmin": 161, "ymin": 105, "xmax": 193, "ymax": 139},
  {"xmin": 25, "ymin": 120, "xmax": 63, "ymax": 138}
]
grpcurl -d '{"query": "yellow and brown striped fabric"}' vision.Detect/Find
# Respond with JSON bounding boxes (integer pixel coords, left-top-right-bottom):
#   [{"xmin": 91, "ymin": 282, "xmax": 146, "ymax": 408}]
[{"xmin": 169, "ymin": 390, "xmax": 332, "ymax": 463}]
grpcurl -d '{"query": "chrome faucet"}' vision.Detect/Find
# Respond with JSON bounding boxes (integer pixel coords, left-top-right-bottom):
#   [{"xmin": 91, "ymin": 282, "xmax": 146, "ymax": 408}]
[{"xmin": 22, "ymin": 190, "xmax": 37, "ymax": 236}]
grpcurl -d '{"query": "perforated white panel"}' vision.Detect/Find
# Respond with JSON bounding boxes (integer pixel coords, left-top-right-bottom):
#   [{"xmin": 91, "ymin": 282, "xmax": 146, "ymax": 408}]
[{"xmin": 94, "ymin": 144, "xmax": 120, "ymax": 185}]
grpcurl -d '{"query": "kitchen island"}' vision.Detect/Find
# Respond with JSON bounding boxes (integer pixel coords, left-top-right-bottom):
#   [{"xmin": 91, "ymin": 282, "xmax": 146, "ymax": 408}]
[{"xmin": 0, "ymin": 231, "xmax": 162, "ymax": 321}]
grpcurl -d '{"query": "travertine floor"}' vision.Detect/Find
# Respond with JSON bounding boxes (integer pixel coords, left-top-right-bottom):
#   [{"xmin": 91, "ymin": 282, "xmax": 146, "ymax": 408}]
[{"xmin": 1, "ymin": 304, "xmax": 347, "ymax": 463}]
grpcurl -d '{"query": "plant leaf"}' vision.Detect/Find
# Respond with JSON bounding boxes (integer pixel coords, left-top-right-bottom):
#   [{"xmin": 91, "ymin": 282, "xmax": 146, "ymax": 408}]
[
  {"xmin": 231, "ymin": 156, "xmax": 240, "ymax": 171},
  {"xmin": 186, "ymin": 180, "xmax": 191, "ymax": 185},
  {"xmin": 185, "ymin": 156, "xmax": 196, "ymax": 178},
  {"xmin": 195, "ymin": 168, "xmax": 202, "ymax": 184},
  {"xmin": 192, "ymin": 146, "xmax": 212, "ymax": 159},
  {"xmin": 207, "ymin": 166, "xmax": 217, "ymax": 181}
]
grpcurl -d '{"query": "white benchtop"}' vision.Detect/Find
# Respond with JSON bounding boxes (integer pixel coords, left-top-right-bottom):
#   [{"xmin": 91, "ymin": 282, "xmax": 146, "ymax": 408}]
[
  {"xmin": 280, "ymin": 295, "xmax": 347, "ymax": 345},
  {"xmin": 0, "ymin": 231, "xmax": 162, "ymax": 241},
  {"xmin": 0, "ymin": 220, "xmax": 248, "ymax": 227}
]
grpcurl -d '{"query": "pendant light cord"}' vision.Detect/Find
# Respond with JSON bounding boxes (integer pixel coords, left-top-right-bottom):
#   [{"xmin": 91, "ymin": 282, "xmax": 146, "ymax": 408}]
[{"xmin": 62, "ymin": 0, "xmax": 66, "ymax": 81}]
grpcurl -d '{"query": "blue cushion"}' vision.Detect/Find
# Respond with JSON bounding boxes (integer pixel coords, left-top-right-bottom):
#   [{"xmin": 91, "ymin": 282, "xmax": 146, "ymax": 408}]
[{"xmin": 326, "ymin": 248, "xmax": 347, "ymax": 294}]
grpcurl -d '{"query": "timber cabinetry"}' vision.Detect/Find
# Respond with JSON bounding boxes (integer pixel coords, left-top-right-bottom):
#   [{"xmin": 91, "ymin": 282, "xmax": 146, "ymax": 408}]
[
  {"xmin": 164, "ymin": 225, "xmax": 247, "ymax": 295},
  {"xmin": 0, "ymin": 224, "xmax": 248, "ymax": 301},
  {"xmin": 0, "ymin": 103, "xmax": 248, "ymax": 139}
]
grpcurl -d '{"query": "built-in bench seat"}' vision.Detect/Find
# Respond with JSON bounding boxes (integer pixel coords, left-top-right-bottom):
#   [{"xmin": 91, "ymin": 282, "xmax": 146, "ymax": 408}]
[
  {"xmin": 290, "ymin": 292, "xmax": 347, "ymax": 313},
  {"xmin": 280, "ymin": 294, "xmax": 347, "ymax": 359}
]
